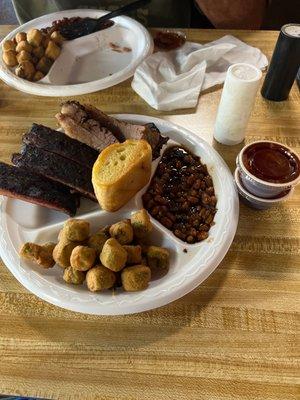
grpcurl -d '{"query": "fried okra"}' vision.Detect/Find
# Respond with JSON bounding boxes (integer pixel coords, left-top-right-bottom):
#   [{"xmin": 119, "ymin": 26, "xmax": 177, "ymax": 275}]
[
  {"xmin": 15, "ymin": 32, "xmax": 27, "ymax": 43},
  {"xmin": 32, "ymin": 45, "xmax": 44, "ymax": 59},
  {"xmin": 70, "ymin": 245, "xmax": 96, "ymax": 271},
  {"xmin": 20, "ymin": 242, "xmax": 56, "ymax": 268},
  {"xmin": 88, "ymin": 230, "xmax": 110, "ymax": 254},
  {"xmin": 15, "ymin": 60, "xmax": 35, "ymax": 80},
  {"xmin": 27, "ymin": 28, "xmax": 43, "ymax": 47},
  {"xmin": 131, "ymin": 209, "xmax": 152, "ymax": 239},
  {"xmin": 36, "ymin": 56, "xmax": 53, "ymax": 74},
  {"xmin": 121, "ymin": 265, "xmax": 151, "ymax": 292},
  {"xmin": 100, "ymin": 238, "xmax": 127, "ymax": 272},
  {"xmin": 2, "ymin": 40, "xmax": 16, "ymax": 52},
  {"xmin": 50, "ymin": 31, "xmax": 65, "ymax": 45},
  {"xmin": 63, "ymin": 266, "xmax": 85, "ymax": 285},
  {"xmin": 86, "ymin": 265, "xmax": 116, "ymax": 292},
  {"xmin": 123, "ymin": 245, "xmax": 142, "ymax": 264},
  {"xmin": 63, "ymin": 219, "xmax": 90, "ymax": 242},
  {"xmin": 16, "ymin": 50, "xmax": 32, "ymax": 63},
  {"xmin": 45, "ymin": 40, "xmax": 61, "ymax": 60},
  {"xmin": 146, "ymin": 246, "xmax": 170, "ymax": 272},
  {"xmin": 15, "ymin": 40, "xmax": 33, "ymax": 53},
  {"xmin": 109, "ymin": 220, "xmax": 133, "ymax": 245},
  {"xmin": 53, "ymin": 240, "xmax": 78, "ymax": 269},
  {"xmin": 2, "ymin": 50, "xmax": 17, "ymax": 67},
  {"xmin": 32, "ymin": 70, "xmax": 44, "ymax": 81}
]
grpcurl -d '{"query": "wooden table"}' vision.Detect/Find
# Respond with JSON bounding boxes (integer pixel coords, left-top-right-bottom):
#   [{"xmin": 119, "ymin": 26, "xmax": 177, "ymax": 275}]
[{"xmin": 0, "ymin": 26, "xmax": 299, "ymax": 400}]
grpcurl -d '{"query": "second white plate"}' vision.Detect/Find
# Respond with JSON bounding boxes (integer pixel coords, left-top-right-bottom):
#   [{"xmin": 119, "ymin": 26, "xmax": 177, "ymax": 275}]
[{"xmin": 0, "ymin": 9, "xmax": 153, "ymax": 96}]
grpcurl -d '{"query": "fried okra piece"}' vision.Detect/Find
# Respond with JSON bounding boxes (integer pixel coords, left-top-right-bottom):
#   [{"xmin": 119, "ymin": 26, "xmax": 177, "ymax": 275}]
[
  {"xmin": 109, "ymin": 220, "xmax": 133, "ymax": 245},
  {"xmin": 16, "ymin": 40, "xmax": 33, "ymax": 53},
  {"xmin": 16, "ymin": 50, "xmax": 32, "ymax": 63},
  {"xmin": 2, "ymin": 50, "xmax": 17, "ymax": 67},
  {"xmin": 27, "ymin": 29, "xmax": 43, "ymax": 47},
  {"xmin": 123, "ymin": 245, "xmax": 142, "ymax": 264},
  {"xmin": 70, "ymin": 245, "xmax": 96, "ymax": 271},
  {"xmin": 146, "ymin": 246, "xmax": 170, "ymax": 272},
  {"xmin": 86, "ymin": 265, "xmax": 116, "ymax": 292},
  {"xmin": 45, "ymin": 40, "xmax": 61, "ymax": 60},
  {"xmin": 63, "ymin": 266, "xmax": 85, "ymax": 285},
  {"xmin": 53, "ymin": 240, "xmax": 78, "ymax": 268},
  {"xmin": 88, "ymin": 230, "xmax": 110, "ymax": 254},
  {"xmin": 32, "ymin": 45, "xmax": 44, "ymax": 59},
  {"xmin": 2, "ymin": 40, "xmax": 16, "ymax": 52},
  {"xmin": 100, "ymin": 238, "xmax": 127, "ymax": 272},
  {"xmin": 50, "ymin": 31, "xmax": 65, "ymax": 45},
  {"xmin": 63, "ymin": 219, "xmax": 90, "ymax": 242},
  {"xmin": 20, "ymin": 242, "xmax": 56, "ymax": 268},
  {"xmin": 131, "ymin": 209, "xmax": 152, "ymax": 239},
  {"xmin": 121, "ymin": 265, "xmax": 151, "ymax": 292},
  {"xmin": 36, "ymin": 56, "xmax": 53, "ymax": 74},
  {"xmin": 15, "ymin": 32, "xmax": 27, "ymax": 43},
  {"xmin": 32, "ymin": 70, "xmax": 44, "ymax": 81},
  {"xmin": 15, "ymin": 60, "xmax": 35, "ymax": 80}
]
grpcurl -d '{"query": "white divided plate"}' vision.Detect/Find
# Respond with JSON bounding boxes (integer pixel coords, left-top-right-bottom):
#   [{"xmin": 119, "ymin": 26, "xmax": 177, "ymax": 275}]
[
  {"xmin": 0, "ymin": 9, "xmax": 153, "ymax": 96},
  {"xmin": 0, "ymin": 115, "xmax": 239, "ymax": 315}
]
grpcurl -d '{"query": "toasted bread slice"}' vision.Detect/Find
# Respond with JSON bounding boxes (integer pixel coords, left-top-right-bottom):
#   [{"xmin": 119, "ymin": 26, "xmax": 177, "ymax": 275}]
[{"xmin": 92, "ymin": 140, "xmax": 152, "ymax": 211}]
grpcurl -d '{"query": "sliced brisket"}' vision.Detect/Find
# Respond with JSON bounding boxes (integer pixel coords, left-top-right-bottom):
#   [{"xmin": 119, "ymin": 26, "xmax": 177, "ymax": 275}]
[
  {"xmin": 23, "ymin": 124, "xmax": 99, "ymax": 169},
  {"xmin": 56, "ymin": 102, "xmax": 119, "ymax": 152},
  {"xmin": 83, "ymin": 105, "xmax": 169, "ymax": 158},
  {"xmin": 56, "ymin": 101, "xmax": 169, "ymax": 159},
  {"xmin": 12, "ymin": 145, "xmax": 96, "ymax": 201},
  {"xmin": 0, "ymin": 162, "xmax": 78, "ymax": 216}
]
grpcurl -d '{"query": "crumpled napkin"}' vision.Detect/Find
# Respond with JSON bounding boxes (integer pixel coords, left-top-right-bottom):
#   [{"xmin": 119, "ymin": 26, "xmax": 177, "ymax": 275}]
[{"xmin": 131, "ymin": 35, "xmax": 268, "ymax": 111}]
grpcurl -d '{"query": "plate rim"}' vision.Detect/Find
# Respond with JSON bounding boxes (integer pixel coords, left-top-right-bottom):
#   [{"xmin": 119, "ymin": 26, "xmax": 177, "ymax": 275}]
[{"xmin": 0, "ymin": 115, "xmax": 239, "ymax": 315}]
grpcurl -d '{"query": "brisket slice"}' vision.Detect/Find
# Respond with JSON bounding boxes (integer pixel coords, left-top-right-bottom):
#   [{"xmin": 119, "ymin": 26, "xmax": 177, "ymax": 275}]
[
  {"xmin": 23, "ymin": 124, "xmax": 99, "ymax": 169},
  {"xmin": 12, "ymin": 145, "xmax": 96, "ymax": 201},
  {"xmin": 56, "ymin": 101, "xmax": 169, "ymax": 159},
  {"xmin": 0, "ymin": 162, "xmax": 77, "ymax": 216},
  {"xmin": 83, "ymin": 104, "xmax": 169, "ymax": 158},
  {"xmin": 56, "ymin": 102, "xmax": 119, "ymax": 152}
]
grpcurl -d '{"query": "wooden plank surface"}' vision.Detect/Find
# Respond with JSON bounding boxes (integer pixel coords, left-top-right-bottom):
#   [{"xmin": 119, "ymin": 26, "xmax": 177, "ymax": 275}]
[{"xmin": 0, "ymin": 26, "xmax": 299, "ymax": 400}]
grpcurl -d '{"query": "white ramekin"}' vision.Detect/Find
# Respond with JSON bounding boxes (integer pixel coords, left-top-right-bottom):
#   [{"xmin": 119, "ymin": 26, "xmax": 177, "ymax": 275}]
[
  {"xmin": 234, "ymin": 168, "xmax": 294, "ymax": 210},
  {"xmin": 236, "ymin": 140, "xmax": 300, "ymax": 198}
]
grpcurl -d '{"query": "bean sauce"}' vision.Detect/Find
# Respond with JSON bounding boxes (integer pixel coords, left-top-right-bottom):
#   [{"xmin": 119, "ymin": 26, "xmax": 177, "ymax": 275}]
[
  {"xmin": 242, "ymin": 142, "xmax": 300, "ymax": 184},
  {"xmin": 142, "ymin": 146, "xmax": 217, "ymax": 244}
]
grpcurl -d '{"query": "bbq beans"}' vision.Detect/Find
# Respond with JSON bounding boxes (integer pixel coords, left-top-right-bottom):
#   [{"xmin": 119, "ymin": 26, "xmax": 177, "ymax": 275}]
[{"xmin": 142, "ymin": 147, "xmax": 217, "ymax": 244}]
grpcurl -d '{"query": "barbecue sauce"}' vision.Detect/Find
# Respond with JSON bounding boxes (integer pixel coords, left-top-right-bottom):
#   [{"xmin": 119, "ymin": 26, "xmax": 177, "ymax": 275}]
[
  {"xmin": 242, "ymin": 142, "xmax": 300, "ymax": 183},
  {"xmin": 154, "ymin": 31, "xmax": 186, "ymax": 50}
]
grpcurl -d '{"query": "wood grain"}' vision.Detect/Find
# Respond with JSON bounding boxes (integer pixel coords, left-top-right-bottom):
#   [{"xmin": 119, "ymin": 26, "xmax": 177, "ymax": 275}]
[{"xmin": 0, "ymin": 27, "xmax": 299, "ymax": 400}]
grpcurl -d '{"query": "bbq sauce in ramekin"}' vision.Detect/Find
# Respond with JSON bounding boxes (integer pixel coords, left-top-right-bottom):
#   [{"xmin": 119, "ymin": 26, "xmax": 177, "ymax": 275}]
[{"xmin": 242, "ymin": 142, "xmax": 300, "ymax": 184}]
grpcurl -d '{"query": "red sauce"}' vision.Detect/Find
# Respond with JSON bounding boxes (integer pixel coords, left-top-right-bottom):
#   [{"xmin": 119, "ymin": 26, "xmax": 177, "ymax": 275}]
[
  {"xmin": 242, "ymin": 142, "xmax": 300, "ymax": 184},
  {"xmin": 154, "ymin": 31, "xmax": 186, "ymax": 50}
]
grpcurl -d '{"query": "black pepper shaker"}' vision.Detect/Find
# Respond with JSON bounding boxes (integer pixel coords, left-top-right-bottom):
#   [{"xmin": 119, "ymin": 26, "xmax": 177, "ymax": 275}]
[{"xmin": 261, "ymin": 24, "xmax": 300, "ymax": 101}]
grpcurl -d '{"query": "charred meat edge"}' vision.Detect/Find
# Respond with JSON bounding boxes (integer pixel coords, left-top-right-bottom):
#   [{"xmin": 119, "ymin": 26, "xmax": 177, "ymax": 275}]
[
  {"xmin": 12, "ymin": 145, "xmax": 96, "ymax": 201},
  {"xmin": 0, "ymin": 162, "xmax": 77, "ymax": 216},
  {"xmin": 23, "ymin": 123, "xmax": 99, "ymax": 169}
]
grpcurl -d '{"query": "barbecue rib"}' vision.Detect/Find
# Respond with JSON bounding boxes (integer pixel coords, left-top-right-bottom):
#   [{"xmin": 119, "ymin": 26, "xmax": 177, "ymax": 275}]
[
  {"xmin": 0, "ymin": 162, "xmax": 78, "ymax": 216},
  {"xmin": 23, "ymin": 124, "xmax": 99, "ymax": 169},
  {"xmin": 12, "ymin": 145, "xmax": 96, "ymax": 201},
  {"xmin": 56, "ymin": 101, "xmax": 168, "ymax": 158}
]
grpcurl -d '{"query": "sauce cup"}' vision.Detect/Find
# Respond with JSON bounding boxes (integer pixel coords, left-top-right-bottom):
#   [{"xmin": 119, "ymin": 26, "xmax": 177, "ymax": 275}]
[
  {"xmin": 234, "ymin": 168, "xmax": 294, "ymax": 210},
  {"xmin": 236, "ymin": 140, "xmax": 300, "ymax": 198}
]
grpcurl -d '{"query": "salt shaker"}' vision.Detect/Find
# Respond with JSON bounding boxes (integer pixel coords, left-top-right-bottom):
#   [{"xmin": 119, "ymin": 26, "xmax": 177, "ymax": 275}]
[{"xmin": 214, "ymin": 63, "xmax": 262, "ymax": 145}]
